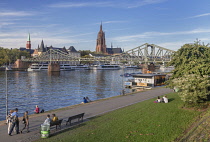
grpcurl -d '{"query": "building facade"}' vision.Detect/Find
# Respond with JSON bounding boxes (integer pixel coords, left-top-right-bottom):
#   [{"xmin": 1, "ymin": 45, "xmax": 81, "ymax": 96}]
[
  {"xmin": 96, "ymin": 23, "xmax": 107, "ymax": 54},
  {"xmin": 19, "ymin": 33, "xmax": 34, "ymax": 55},
  {"xmin": 95, "ymin": 23, "xmax": 123, "ymax": 55},
  {"xmin": 34, "ymin": 40, "xmax": 80, "ymax": 64}
]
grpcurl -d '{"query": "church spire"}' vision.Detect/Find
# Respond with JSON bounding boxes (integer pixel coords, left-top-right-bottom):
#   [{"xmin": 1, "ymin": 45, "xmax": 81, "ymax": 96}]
[
  {"xmin": 100, "ymin": 21, "xmax": 102, "ymax": 31},
  {"xmin": 26, "ymin": 33, "xmax": 31, "ymax": 49},
  {"xmin": 96, "ymin": 22, "xmax": 106, "ymax": 54},
  {"xmin": 27, "ymin": 33, "xmax": 30, "ymax": 41},
  {"xmin": 39, "ymin": 39, "xmax": 45, "ymax": 52}
]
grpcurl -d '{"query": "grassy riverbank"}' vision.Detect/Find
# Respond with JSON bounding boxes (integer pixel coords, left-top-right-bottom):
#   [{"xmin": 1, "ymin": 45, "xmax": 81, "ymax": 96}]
[{"xmin": 36, "ymin": 92, "xmax": 202, "ymax": 142}]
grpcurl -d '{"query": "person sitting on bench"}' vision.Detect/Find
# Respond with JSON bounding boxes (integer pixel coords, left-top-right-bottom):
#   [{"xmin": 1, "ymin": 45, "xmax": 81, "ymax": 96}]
[
  {"xmin": 43, "ymin": 114, "xmax": 51, "ymax": 125},
  {"xmin": 52, "ymin": 114, "xmax": 58, "ymax": 122}
]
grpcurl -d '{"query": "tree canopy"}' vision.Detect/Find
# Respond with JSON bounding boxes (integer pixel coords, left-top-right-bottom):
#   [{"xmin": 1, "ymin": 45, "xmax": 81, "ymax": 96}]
[
  {"xmin": 166, "ymin": 41, "xmax": 210, "ymax": 105},
  {"xmin": 0, "ymin": 47, "xmax": 30, "ymax": 66},
  {"xmin": 78, "ymin": 50, "xmax": 95, "ymax": 57}
]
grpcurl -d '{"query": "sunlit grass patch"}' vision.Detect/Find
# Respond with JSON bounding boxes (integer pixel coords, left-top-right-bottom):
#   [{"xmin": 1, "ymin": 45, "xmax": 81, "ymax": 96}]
[{"xmin": 36, "ymin": 93, "xmax": 201, "ymax": 142}]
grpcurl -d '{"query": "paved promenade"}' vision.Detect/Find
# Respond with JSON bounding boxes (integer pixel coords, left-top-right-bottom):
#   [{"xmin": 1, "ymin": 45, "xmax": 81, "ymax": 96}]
[{"xmin": 0, "ymin": 87, "xmax": 173, "ymax": 142}]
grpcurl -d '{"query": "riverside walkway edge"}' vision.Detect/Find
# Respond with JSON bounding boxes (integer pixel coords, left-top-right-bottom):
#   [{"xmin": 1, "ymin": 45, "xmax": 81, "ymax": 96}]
[{"xmin": 0, "ymin": 87, "xmax": 173, "ymax": 142}]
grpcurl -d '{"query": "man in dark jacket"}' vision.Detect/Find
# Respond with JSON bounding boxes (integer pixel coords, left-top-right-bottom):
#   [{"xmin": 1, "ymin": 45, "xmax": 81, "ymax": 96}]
[{"xmin": 8, "ymin": 108, "xmax": 19, "ymax": 136}]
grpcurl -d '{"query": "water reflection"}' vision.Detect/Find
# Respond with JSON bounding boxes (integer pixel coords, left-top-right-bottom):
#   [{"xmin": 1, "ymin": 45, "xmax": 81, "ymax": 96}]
[
  {"xmin": 0, "ymin": 70, "xmax": 128, "ymax": 121},
  {"xmin": 0, "ymin": 68, "xmax": 173, "ymax": 121}
]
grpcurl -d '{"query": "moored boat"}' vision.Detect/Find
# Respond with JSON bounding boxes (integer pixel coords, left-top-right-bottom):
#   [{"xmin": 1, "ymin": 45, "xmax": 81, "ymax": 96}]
[
  {"xmin": 90, "ymin": 64, "xmax": 121, "ymax": 70},
  {"xmin": 124, "ymin": 65, "xmax": 138, "ymax": 69},
  {"xmin": 69, "ymin": 64, "xmax": 90, "ymax": 70},
  {"xmin": 27, "ymin": 63, "xmax": 74, "ymax": 71}
]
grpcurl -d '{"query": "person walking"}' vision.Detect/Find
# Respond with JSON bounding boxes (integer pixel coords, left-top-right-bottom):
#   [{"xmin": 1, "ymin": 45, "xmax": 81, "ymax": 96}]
[
  {"xmin": 20, "ymin": 111, "xmax": 29, "ymax": 133},
  {"xmin": 8, "ymin": 108, "xmax": 20, "ymax": 136},
  {"xmin": 6, "ymin": 110, "xmax": 14, "ymax": 134}
]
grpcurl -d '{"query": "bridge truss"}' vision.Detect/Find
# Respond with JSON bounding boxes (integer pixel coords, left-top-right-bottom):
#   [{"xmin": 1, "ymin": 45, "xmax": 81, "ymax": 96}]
[{"xmin": 22, "ymin": 43, "xmax": 175, "ymax": 64}]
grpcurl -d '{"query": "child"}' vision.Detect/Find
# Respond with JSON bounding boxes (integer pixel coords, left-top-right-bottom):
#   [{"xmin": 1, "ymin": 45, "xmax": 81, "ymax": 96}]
[{"xmin": 7, "ymin": 110, "xmax": 14, "ymax": 134}]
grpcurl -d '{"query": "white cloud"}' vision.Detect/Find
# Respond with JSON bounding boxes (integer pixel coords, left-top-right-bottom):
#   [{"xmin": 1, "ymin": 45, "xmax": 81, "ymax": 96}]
[
  {"xmin": 127, "ymin": 0, "xmax": 168, "ymax": 8},
  {"xmin": 112, "ymin": 28, "xmax": 210, "ymax": 42},
  {"xmin": 188, "ymin": 13, "xmax": 210, "ymax": 19},
  {"xmin": 0, "ymin": 22, "xmax": 14, "ymax": 27},
  {"xmin": 98, "ymin": 21, "xmax": 128, "ymax": 24},
  {"xmin": 158, "ymin": 41, "xmax": 187, "ymax": 51},
  {"xmin": 0, "ymin": 29, "xmax": 96, "ymax": 49},
  {"xmin": 48, "ymin": 0, "xmax": 167, "ymax": 8},
  {"xmin": 48, "ymin": 2, "xmax": 112, "ymax": 8},
  {"xmin": 0, "ymin": 11, "xmax": 34, "ymax": 17},
  {"xmin": 10, "ymin": 24, "xmax": 59, "ymax": 28}
]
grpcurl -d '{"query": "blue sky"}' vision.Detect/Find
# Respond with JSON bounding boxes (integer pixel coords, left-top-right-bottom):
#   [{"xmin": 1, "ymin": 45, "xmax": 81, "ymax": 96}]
[{"xmin": 0, "ymin": 0, "xmax": 210, "ymax": 51}]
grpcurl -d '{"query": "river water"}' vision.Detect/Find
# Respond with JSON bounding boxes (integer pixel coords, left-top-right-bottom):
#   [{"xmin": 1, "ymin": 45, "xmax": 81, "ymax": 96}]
[
  {"xmin": 0, "ymin": 69, "xmax": 137, "ymax": 121},
  {"xmin": 0, "ymin": 68, "xmax": 172, "ymax": 121}
]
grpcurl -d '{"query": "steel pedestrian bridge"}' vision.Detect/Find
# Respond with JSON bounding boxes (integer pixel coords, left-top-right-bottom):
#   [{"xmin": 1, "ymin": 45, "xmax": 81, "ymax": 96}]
[{"xmin": 22, "ymin": 43, "xmax": 175, "ymax": 63}]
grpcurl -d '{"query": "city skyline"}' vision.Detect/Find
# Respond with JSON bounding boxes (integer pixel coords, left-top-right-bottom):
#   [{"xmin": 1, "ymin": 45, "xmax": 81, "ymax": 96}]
[{"xmin": 0, "ymin": 0, "xmax": 210, "ymax": 51}]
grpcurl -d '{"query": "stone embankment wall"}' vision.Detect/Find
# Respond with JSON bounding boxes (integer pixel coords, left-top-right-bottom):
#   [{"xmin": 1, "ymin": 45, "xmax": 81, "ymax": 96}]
[{"xmin": 12, "ymin": 59, "xmax": 31, "ymax": 71}]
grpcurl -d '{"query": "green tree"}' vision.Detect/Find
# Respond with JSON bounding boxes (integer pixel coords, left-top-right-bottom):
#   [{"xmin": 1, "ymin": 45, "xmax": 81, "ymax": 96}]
[
  {"xmin": 0, "ymin": 47, "xmax": 30, "ymax": 66},
  {"xmin": 79, "ymin": 50, "xmax": 95, "ymax": 57},
  {"xmin": 166, "ymin": 41, "xmax": 210, "ymax": 105}
]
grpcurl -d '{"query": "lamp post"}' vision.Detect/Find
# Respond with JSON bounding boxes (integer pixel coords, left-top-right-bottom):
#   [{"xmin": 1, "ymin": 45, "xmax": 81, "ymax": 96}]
[
  {"xmin": 5, "ymin": 69, "xmax": 8, "ymax": 120},
  {"xmin": 121, "ymin": 66, "xmax": 125, "ymax": 95}
]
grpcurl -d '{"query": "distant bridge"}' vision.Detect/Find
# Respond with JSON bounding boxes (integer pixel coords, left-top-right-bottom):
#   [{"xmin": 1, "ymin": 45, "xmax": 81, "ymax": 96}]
[{"xmin": 22, "ymin": 43, "xmax": 175, "ymax": 63}]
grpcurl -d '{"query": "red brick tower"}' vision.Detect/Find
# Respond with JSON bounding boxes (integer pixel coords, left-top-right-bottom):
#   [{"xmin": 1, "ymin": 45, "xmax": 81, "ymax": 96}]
[
  {"xmin": 26, "ymin": 33, "xmax": 31, "ymax": 49},
  {"xmin": 96, "ymin": 23, "xmax": 106, "ymax": 54}
]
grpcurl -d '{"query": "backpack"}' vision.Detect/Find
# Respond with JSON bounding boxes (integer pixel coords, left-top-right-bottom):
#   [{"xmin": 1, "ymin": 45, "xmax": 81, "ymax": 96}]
[{"xmin": 11, "ymin": 115, "xmax": 18, "ymax": 123}]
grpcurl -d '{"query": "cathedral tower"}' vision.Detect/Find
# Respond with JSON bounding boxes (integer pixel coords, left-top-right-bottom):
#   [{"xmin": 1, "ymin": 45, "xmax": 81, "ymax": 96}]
[
  {"xmin": 96, "ymin": 23, "xmax": 106, "ymax": 54},
  {"xmin": 26, "ymin": 33, "xmax": 31, "ymax": 49}
]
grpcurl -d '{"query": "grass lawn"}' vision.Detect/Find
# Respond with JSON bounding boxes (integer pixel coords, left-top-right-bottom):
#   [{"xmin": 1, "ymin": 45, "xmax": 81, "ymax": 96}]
[{"xmin": 36, "ymin": 92, "xmax": 201, "ymax": 142}]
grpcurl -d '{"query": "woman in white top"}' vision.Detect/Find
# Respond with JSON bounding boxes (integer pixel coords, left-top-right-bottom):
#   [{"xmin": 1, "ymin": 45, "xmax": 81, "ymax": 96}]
[
  {"xmin": 43, "ymin": 115, "xmax": 51, "ymax": 125},
  {"xmin": 163, "ymin": 95, "xmax": 168, "ymax": 103}
]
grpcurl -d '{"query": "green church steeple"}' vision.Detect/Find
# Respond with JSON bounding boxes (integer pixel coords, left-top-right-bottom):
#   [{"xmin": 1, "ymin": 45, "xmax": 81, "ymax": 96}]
[{"xmin": 27, "ymin": 33, "xmax": 31, "ymax": 41}]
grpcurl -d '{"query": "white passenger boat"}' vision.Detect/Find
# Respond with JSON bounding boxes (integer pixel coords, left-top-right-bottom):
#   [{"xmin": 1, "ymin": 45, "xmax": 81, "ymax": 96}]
[
  {"xmin": 27, "ymin": 63, "xmax": 74, "ymax": 71},
  {"xmin": 60, "ymin": 64, "xmax": 76, "ymax": 71},
  {"xmin": 124, "ymin": 65, "xmax": 138, "ymax": 69},
  {"xmin": 69, "ymin": 64, "xmax": 90, "ymax": 70},
  {"xmin": 91, "ymin": 64, "xmax": 121, "ymax": 70}
]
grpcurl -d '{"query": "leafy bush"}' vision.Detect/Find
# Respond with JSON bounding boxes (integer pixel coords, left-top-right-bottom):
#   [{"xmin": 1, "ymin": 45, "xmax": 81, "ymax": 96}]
[
  {"xmin": 170, "ymin": 74, "xmax": 210, "ymax": 104},
  {"xmin": 166, "ymin": 41, "xmax": 210, "ymax": 106}
]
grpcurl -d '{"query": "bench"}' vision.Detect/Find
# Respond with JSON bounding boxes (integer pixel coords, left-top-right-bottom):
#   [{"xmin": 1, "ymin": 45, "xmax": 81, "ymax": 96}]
[
  {"xmin": 66, "ymin": 113, "xmax": 85, "ymax": 126},
  {"xmin": 50, "ymin": 119, "xmax": 63, "ymax": 129}
]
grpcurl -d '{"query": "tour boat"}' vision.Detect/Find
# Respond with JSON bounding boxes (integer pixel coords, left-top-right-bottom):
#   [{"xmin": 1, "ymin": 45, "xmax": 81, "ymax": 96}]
[
  {"xmin": 124, "ymin": 65, "xmax": 138, "ymax": 69},
  {"xmin": 69, "ymin": 64, "xmax": 90, "ymax": 70},
  {"xmin": 90, "ymin": 64, "xmax": 121, "ymax": 70},
  {"xmin": 27, "ymin": 63, "xmax": 74, "ymax": 71}
]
